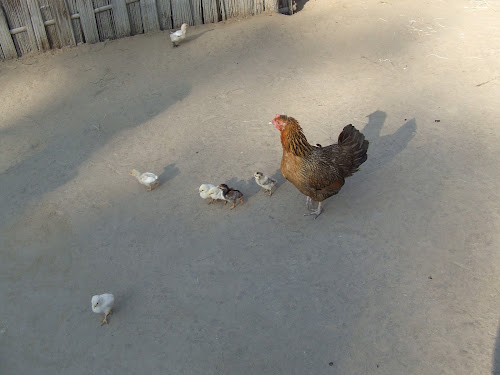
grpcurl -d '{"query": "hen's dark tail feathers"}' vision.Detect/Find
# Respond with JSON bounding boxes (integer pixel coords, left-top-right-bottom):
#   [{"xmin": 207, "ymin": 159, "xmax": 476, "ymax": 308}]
[{"xmin": 338, "ymin": 124, "xmax": 369, "ymax": 174}]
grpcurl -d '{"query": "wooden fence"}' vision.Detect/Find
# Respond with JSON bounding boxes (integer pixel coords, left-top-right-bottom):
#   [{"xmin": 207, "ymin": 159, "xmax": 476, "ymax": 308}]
[{"xmin": 0, "ymin": 0, "xmax": 289, "ymax": 60}]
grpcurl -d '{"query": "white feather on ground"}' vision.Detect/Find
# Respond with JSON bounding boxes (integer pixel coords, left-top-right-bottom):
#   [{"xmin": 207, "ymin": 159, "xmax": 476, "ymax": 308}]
[{"xmin": 91, "ymin": 293, "xmax": 114, "ymax": 326}]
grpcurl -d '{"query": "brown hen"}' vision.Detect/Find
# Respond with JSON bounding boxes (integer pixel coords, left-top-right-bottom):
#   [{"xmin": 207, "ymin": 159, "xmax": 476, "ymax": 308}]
[{"xmin": 272, "ymin": 114, "xmax": 369, "ymax": 218}]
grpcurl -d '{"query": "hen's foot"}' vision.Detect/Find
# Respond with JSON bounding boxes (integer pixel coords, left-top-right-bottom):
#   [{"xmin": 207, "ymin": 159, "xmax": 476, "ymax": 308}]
[
  {"xmin": 304, "ymin": 202, "xmax": 323, "ymax": 219},
  {"xmin": 305, "ymin": 196, "xmax": 312, "ymax": 209}
]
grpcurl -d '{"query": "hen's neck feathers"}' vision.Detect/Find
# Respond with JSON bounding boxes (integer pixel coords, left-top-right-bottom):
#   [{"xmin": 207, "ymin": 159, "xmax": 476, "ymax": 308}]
[{"xmin": 280, "ymin": 118, "xmax": 313, "ymax": 157}]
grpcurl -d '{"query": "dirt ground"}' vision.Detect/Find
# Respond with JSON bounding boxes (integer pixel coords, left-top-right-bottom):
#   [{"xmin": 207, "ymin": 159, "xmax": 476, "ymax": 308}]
[{"xmin": 1, "ymin": 0, "xmax": 499, "ymax": 373}]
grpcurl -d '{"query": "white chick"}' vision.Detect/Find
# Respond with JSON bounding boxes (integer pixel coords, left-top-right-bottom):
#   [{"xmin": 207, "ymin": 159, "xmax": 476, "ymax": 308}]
[
  {"xmin": 254, "ymin": 172, "xmax": 277, "ymax": 196},
  {"xmin": 170, "ymin": 23, "xmax": 188, "ymax": 47},
  {"xmin": 130, "ymin": 169, "xmax": 159, "ymax": 191},
  {"xmin": 207, "ymin": 185, "xmax": 226, "ymax": 204},
  {"xmin": 91, "ymin": 293, "xmax": 114, "ymax": 326},
  {"xmin": 199, "ymin": 184, "xmax": 216, "ymax": 203}
]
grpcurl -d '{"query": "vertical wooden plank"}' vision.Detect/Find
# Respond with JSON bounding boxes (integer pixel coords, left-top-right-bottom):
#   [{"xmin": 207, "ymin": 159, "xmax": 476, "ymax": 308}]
[
  {"xmin": 26, "ymin": 0, "xmax": 50, "ymax": 50},
  {"xmin": 93, "ymin": 0, "xmax": 114, "ymax": 40},
  {"xmin": 139, "ymin": 0, "xmax": 159, "ymax": 33},
  {"xmin": 243, "ymin": 0, "xmax": 252, "ymax": 16},
  {"xmin": 66, "ymin": 0, "xmax": 84, "ymax": 44},
  {"xmin": 264, "ymin": 0, "xmax": 277, "ymax": 12},
  {"xmin": 52, "ymin": 0, "xmax": 76, "ymax": 46},
  {"xmin": 254, "ymin": 0, "xmax": 264, "ymax": 15},
  {"xmin": 201, "ymin": 0, "xmax": 217, "ymax": 23},
  {"xmin": 189, "ymin": 0, "xmax": 201, "ymax": 25},
  {"xmin": 225, "ymin": 0, "xmax": 235, "ymax": 18},
  {"xmin": 39, "ymin": 1, "xmax": 59, "ymax": 48},
  {"xmin": 155, "ymin": 0, "xmax": 171, "ymax": 30},
  {"xmin": 190, "ymin": 0, "xmax": 201, "ymax": 25},
  {"xmin": 75, "ymin": 0, "xmax": 99, "ymax": 43},
  {"xmin": 110, "ymin": 0, "xmax": 129, "ymax": 37},
  {"xmin": 0, "ymin": 4, "xmax": 17, "ymax": 58},
  {"xmin": 1, "ymin": 0, "xmax": 29, "ymax": 55},
  {"xmin": 126, "ymin": 0, "xmax": 143, "ymax": 35},
  {"xmin": 218, "ymin": 0, "xmax": 226, "ymax": 21},
  {"xmin": 20, "ymin": 0, "xmax": 39, "ymax": 51},
  {"xmin": 171, "ymin": 0, "xmax": 192, "ymax": 28}
]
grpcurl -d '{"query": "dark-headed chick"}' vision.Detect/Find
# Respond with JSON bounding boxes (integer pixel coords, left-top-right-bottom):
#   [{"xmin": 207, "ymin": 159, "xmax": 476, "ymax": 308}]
[{"xmin": 218, "ymin": 184, "xmax": 244, "ymax": 209}]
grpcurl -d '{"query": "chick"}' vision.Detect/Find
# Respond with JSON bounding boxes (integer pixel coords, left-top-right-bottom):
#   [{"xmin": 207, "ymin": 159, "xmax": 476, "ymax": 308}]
[
  {"xmin": 129, "ymin": 169, "xmax": 159, "ymax": 191},
  {"xmin": 218, "ymin": 184, "xmax": 243, "ymax": 209},
  {"xmin": 199, "ymin": 184, "xmax": 216, "ymax": 203},
  {"xmin": 253, "ymin": 172, "xmax": 277, "ymax": 196},
  {"xmin": 170, "ymin": 23, "xmax": 188, "ymax": 47},
  {"xmin": 207, "ymin": 185, "xmax": 225, "ymax": 204},
  {"xmin": 91, "ymin": 293, "xmax": 115, "ymax": 326}
]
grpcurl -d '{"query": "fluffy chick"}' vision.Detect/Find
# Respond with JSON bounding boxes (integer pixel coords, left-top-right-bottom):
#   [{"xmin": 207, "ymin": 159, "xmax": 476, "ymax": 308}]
[
  {"xmin": 170, "ymin": 23, "xmax": 188, "ymax": 47},
  {"xmin": 218, "ymin": 184, "xmax": 243, "ymax": 209},
  {"xmin": 129, "ymin": 169, "xmax": 159, "ymax": 191},
  {"xmin": 91, "ymin": 293, "xmax": 115, "ymax": 326},
  {"xmin": 253, "ymin": 172, "xmax": 277, "ymax": 196},
  {"xmin": 199, "ymin": 183, "xmax": 216, "ymax": 203},
  {"xmin": 207, "ymin": 185, "xmax": 225, "ymax": 204}
]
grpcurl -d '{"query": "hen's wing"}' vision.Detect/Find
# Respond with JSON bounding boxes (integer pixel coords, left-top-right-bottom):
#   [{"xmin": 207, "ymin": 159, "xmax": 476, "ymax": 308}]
[
  {"xmin": 300, "ymin": 145, "xmax": 346, "ymax": 200},
  {"xmin": 301, "ymin": 124, "xmax": 368, "ymax": 201}
]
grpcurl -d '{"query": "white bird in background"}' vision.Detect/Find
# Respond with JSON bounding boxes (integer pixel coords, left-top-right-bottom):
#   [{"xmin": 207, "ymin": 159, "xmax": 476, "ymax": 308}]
[
  {"xmin": 170, "ymin": 23, "xmax": 188, "ymax": 47},
  {"xmin": 91, "ymin": 293, "xmax": 115, "ymax": 326},
  {"xmin": 129, "ymin": 169, "xmax": 159, "ymax": 191}
]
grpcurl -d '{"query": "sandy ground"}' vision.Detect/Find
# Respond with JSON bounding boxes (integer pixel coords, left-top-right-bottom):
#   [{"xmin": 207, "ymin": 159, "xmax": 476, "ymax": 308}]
[{"xmin": 1, "ymin": 0, "xmax": 499, "ymax": 373}]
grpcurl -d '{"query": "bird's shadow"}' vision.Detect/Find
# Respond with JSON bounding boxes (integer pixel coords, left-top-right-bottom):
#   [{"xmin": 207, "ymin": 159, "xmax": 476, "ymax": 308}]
[
  {"xmin": 185, "ymin": 29, "xmax": 213, "ymax": 43},
  {"xmin": 359, "ymin": 110, "xmax": 416, "ymax": 173},
  {"xmin": 109, "ymin": 289, "xmax": 134, "ymax": 317},
  {"xmin": 158, "ymin": 163, "xmax": 180, "ymax": 185}
]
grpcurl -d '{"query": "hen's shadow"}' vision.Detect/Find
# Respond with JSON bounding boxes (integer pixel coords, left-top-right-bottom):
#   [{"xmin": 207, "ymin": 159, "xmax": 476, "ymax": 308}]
[{"xmin": 359, "ymin": 110, "xmax": 416, "ymax": 172}]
